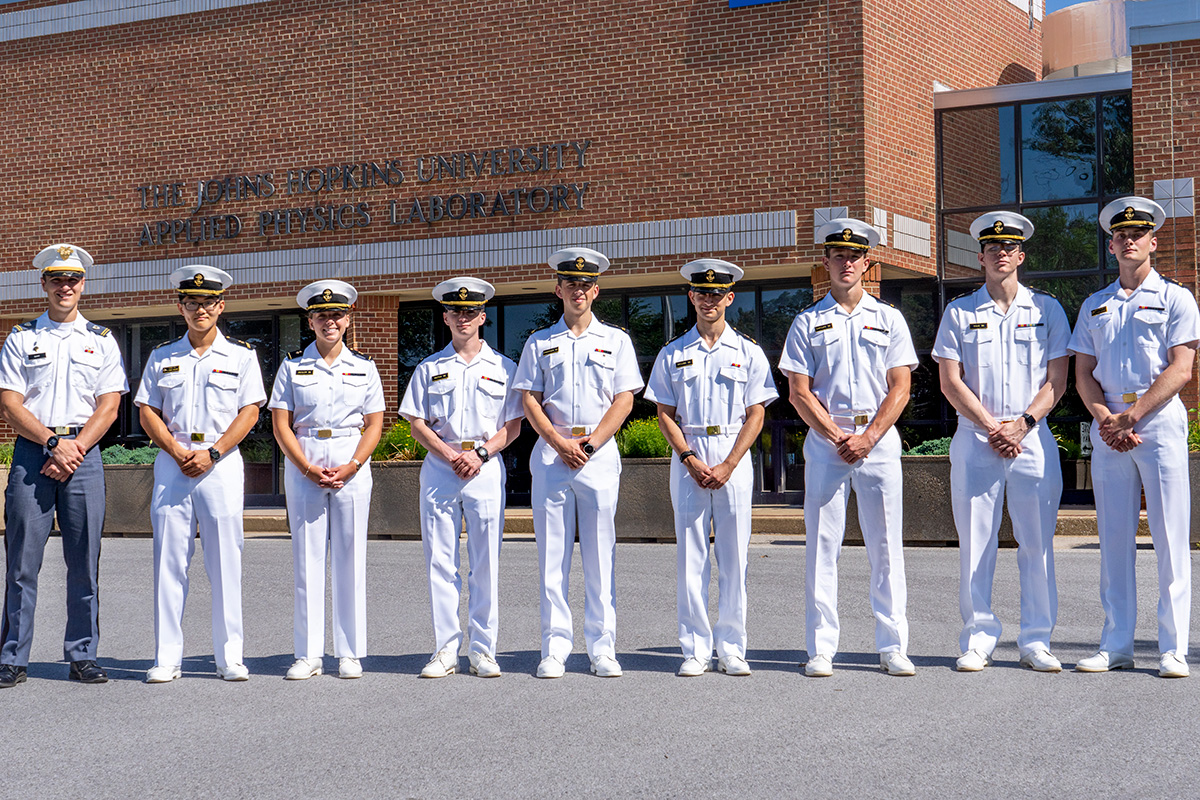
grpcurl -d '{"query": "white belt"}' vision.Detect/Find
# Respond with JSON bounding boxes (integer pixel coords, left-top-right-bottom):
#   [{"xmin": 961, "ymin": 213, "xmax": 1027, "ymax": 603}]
[
  {"xmin": 443, "ymin": 438, "xmax": 483, "ymax": 451},
  {"xmin": 174, "ymin": 432, "xmax": 220, "ymax": 444},
  {"xmin": 1104, "ymin": 391, "xmax": 1143, "ymax": 404},
  {"xmin": 295, "ymin": 426, "xmax": 362, "ymax": 439},
  {"xmin": 830, "ymin": 412, "xmax": 873, "ymax": 426},
  {"xmin": 553, "ymin": 424, "xmax": 593, "ymax": 437},
  {"xmin": 679, "ymin": 424, "xmax": 737, "ymax": 436}
]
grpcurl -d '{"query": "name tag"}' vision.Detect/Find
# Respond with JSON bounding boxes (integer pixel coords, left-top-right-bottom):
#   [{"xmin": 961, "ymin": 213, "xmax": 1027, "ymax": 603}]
[
  {"xmin": 675, "ymin": 359, "xmax": 693, "ymax": 368},
  {"xmin": 296, "ymin": 369, "xmax": 314, "ymax": 376},
  {"xmin": 542, "ymin": 347, "xmax": 559, "ymax": 356},
  {"xmin": 968, "ymin": 322, "xmax": 988, "ymax": 330},
  {"xmin": 28, "ymin": 352, "xmax": 47, "ymax": 361},
  {"xmin": 432, "ymin": 373, "xmax": 449, "ymax": 381},
  {"xmin": 162, "ymin": 365, "xmax": 179, "ymax": 373},
  {"xmin": 814, "ymin": 323, "xmax": 833, "ymax": 333},
  {"xmin": 1091, "ymin": 306, "xmax": 1108, "ymax": 316}
]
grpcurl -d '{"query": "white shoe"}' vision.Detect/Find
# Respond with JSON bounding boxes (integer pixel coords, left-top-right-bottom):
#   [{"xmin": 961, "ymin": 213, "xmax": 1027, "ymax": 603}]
[
  {"xmin": 536, "ymin": 655, "xmax": 565, "ymax": 679},
  {"xmin": 590, "ymin": 655, "xmax": 623, "ymax": 677},
  {"xmin": 1159, "ymin": 652, "xmax": 1190, "ymax": 678},
  {"xmin": 718, "ymin": 655, "xmax": 751, "ymax": 676},
  {"xmin": 880, "ymin": 652, "xmax": 915, "ymax": 676},
  {"xmin": 145, "ymin": 664, "xmax": 181, "ymax": 683},
  {"xmin": 469, "ymin": 651, "xmax": 501, "ymax": 678},
  {"xmin": 285, "ymin": 657, "xmax": 323, "ymax": 680},
  {"xmin": 419, "ymin": 650, "xmax": 457, "ymax": 678},
  {"xmin": 1074, "ymin": 650, "xmax": 1134, "ymax": 673},
  {"xmin": 955, "ymin": 649, "xmax": 993, "ymax": 672},
  {"xmin": 338, "ymin": 657, "xmax": 362, "ymax": 679},
  {"xmin": 804, "ymin": 653, "xmax": 833, "ymax": 677},
  {"xmin": 677, "ymin": 656, "xmax": 711, "ymax": 677},
  {"xmin": 217, "ymin": 663, "xmax": 250, "ymax": 681},
  {"xmin": 1019, "ymin": 649, "xmax": 1062, "ymax": 673}
]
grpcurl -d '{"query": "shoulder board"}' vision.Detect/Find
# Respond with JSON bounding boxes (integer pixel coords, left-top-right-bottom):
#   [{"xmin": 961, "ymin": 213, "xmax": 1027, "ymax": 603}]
[
  {"xmin": 286, "ymin": 349, "xmax": 304, "ymax": 360},
  {"xmin": 85, "ymin": 322, "xmax": 111, "ymax": 337},
  {"xmin": 347, "ymin": 347, "xmax": 373, "ymax": 362},
  {"xmin": 876, "ymin": 297, "xmax": 899, "ymax": 310},
  {"xmin": 947, "ymin": 289, "xmax": 974, "ymax": 304},
  {"xmin": 1163, "ymin": 275, "xmax": 1186, "ymax": 288},
  {"xmin": 11, "ymin": 319, "xmax": 36, "ymax": 334},
  {"xmin": 1028, "ymin": 286, "xmax": 1057, "ymax": 299},
  {"xmin": 796, "ymin": 298, "xmax": 820, "ymax": 314},
  {"xmin": 599, "ymin": 319, "xmax": 630, "ymax": 334},
  {"xmin": 730, "ymin": 326, "xmax": 758, "ymax": 345},
  {"xmin": 665, "ymin": 328, "xmax": 690, "ymax": 345},
  {"xmin": 152, "ymin": 334, "xmax": 185, "ymax": 350},
  {"xmin": 228, "ymin": 337, "xmax": 254, "ymax": 350}
]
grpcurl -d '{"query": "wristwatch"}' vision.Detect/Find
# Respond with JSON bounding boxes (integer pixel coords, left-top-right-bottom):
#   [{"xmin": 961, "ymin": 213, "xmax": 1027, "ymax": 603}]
[
  {"xmin": 209, "ymin": 446, "xmax": 221, "ymax": 463},
  {"xmin": 45, "ymin": 435, "xmax": 59, "ymax": 451},
  {"xmin": 582, "ymin": 443, "xmax": 595, "ymax": 456},
  {"xmin": 1021, "ymin": 412, "xmax": 1036, "ymax": 430},
  {"xmin": 475, "ymin": 445, "xmax": 490, "ymax": 463},
  {"xmin": 679, "ymin": 449, "xmax": 697, "ymax": 463}
]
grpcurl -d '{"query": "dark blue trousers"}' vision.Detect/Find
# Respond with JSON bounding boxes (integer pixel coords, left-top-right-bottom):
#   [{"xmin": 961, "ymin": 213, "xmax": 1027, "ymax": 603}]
[{"xmin": 2, "ymin": 436, "xmax": 105, "ymax": 666}]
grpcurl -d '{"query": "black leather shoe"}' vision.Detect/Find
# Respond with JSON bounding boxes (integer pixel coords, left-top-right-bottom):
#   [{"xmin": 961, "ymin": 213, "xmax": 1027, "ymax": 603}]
[
  {"xmin": 68, "ymin": 660, "xmax": 108, "ymax": 684},
  {"xmin": 0, "ymin": 664, "xmax": 27, "ymax": 688}
]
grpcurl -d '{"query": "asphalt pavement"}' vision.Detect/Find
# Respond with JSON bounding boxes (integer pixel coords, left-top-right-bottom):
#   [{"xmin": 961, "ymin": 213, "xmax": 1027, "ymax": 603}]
[{"xmin": 2, "ymin": 535, "xmax": 1197, "ymax": 798}]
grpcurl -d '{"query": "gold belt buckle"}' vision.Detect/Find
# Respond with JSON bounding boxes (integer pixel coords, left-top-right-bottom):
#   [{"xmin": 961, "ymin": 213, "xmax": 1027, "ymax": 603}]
[
  {"xmin": 317, "ymin": 429, "xmax": 333, "ymax": 439},
  {"xmin": 1121, "ymin": 392, "xmax": 1137, "ymax": 403},
  {"xmin": 706, "ymin": 425, "xmax": 721, "ymax": 436},
  {"xmin": 461, "ymin": 441, "xmax": 474, "ymax": 451},
  {"xmin": 54, "ymin": 426, "xmax": 71, "ymax": 435},
  {"xmin": 190, "ymin": 432, "xmax": 205, "ymax": 442},
  {"xmin": 571, "ymin": 426, "xmax": 586, "ymax": 436},
  {"xmin": 854, "ymin": 414, "xmax": 869, "ymax": 425}
]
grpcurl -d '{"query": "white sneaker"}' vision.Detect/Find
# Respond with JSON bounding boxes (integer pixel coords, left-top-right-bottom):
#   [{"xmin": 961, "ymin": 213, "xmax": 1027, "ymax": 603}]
[
  {"xmin": 1074, "ymin": 650, "xmax": 1134, "ymax": 673},
  {"xmin": 1019, "ymin": 649, "xmax": 1062, "ymax": 673},
  {"xmin": 804, "ymin": 653, "xmax": 833, "ymax": 677},
  {"xmin": 590, "ymin": 655, "xmax": 623, "ymax": 677},
  {"xmin": 1159, "ymin": 652, "xmax": 1190, "ymax": 678},
  {"xmin": 145, "ymin": 664, "xmax": 181, "ymax": 684},
  {"xmin": 217, "ymin": 663, "xmax": 250, "ymax": 681},
  {"xmin": 338, "ymin": 657, "xmax": 363, "ymax": 679},
  {"xmin": 677, "ymin": 656, "xmax": 711, "ymax": 677},
  {"xmin": 285, "ymin": 658, "xmax": 323, "ymax": 680},
  {"xmin": 718, "ymin": 655, "xmax": 751, "ymax": 676},
  {"xmin": 955, "ymin": 649, "xmax": 993, "ymax": 672},
  {"xmin": 880, "ymin": 652, "xmax": 916, "ymax": 676},
  {"xmin": 469, "ymin": 651, "xmax": 501, "ymax": 678},
  {"xmin": 419, "ymin": 650, "xmax": 457, "ymax": 678},
  {"xmin": 536, "ymin": 655, "xmax": 565, "ymax": 679}
]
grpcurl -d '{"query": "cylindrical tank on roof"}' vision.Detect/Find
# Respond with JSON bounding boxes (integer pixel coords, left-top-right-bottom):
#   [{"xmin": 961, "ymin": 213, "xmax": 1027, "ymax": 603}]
[{"xmin": 1043, "ymin": 0, "xmax": 1131, "ymax": 79}]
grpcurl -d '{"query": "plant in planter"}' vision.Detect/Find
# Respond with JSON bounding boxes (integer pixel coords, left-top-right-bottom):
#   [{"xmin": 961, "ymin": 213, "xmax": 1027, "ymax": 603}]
[
  {"xmin": 100, "ymin": 444, "xmax": 159, "ymax": 465},
  {"xmin": 904, "ymin": 436, "xmax": 951, "ymax": 456},
  {"xmin": 373, "ymin": 419, "xmax": 427, "ymax": 461},
  {"xmin": 616, "ymin": 417, "xmax": 670, "ymax": 458}
]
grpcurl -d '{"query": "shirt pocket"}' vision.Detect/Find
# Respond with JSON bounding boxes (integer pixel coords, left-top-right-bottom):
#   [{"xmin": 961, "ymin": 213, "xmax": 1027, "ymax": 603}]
[
  {"xmin": 292, "ymin": 372, "xmax": 324, "ymax": 410},
  {"xmin": 70, "ymin": 348, "xmax": 103, "ymax": 391},
  {"xmin": 1084, "ymin": 309, "xmax": 1117, "ymax": 349},
  {"xmin": 427, "ymin": 378, "xmax": 457, "ymax": 423},
  {"xmin": 1014, "ymin": 324, "xmax": 1047, "ymax": 365},
  {"xmin": 340, "ymin": 372, "xmax": 369, "ymax": 409},
  {"xmin": 962, "ymin": 326, "xmax": 994, "ymax": 368},
  {"xmin": 22, "ymin": 356, "xmax": 53, "ymax": 389},
  {"xmin": 1133, "ymin": 307, "xmax": 1168, "ymax": 350},
  {"xmin": 539, "ymin": 349, "xmax": 567, "ymax": 384},
  {"xmin": 476, "ymin": 375, "xmax": 506, "ymax": 420},
  {"xmin": 858, "ymin": 326, "xmax": 892, "ymax": 372},
  {"xmin": 585, "ymin": 347, "xmax": 615, "ymax": 391},
  {"xmin": 205, "ymin": 370, "xmax": 241, "ymax": 413},
  {"xmin": 716, "ymin": 365, "xmax": 748, "ymax": 412}
]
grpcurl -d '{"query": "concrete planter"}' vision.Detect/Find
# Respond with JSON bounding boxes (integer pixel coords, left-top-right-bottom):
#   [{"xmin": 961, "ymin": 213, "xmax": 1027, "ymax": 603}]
[
  {"xmin": 615, "ymin": 457, "xmax": 674, "ymax": 542},
  {"xmin": 103, "ymin": 464, "xmax": 155, "ymax": 535},
  {"xmin": 1190, "ymin": 453, "xmax": 1200, "ymax": 544},
  {"xmin": 366, "ymin": 460, "xmax": 424, "ymax": 538}
]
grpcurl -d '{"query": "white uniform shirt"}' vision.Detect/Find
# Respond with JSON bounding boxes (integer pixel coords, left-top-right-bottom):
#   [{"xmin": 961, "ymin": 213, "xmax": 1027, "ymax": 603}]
[
  {"xmin": 512, "ymin": 315, "xmax": 644, "ymax": 428},
  {"xmin": 400, "ymin": 340, "xmax": 522, "ymax": 442},
  {"xmin": 777, "ymin": 292, "xmax": 918, "ymax": 414},
  {"xmin": 1068, "ymin": 269, "xmax": 1200, "ymax": 394},
  {"xmin": 270, "ymin": 342, "xmax": 385, "ymax": 429},
  {"xmin": 134, "ymin": 331, "xmax": 267, "ymax": 435},
  {"xmin": 644, "ymin": 324, "xmax": 778, "ymax": 426},
  {"xmin": 0, "ymin": 312, "xmax": 128, "ymax": 426},
  {"xmin": 931, "ymin": 284, "xmax": 1070, "ymax": 421}
]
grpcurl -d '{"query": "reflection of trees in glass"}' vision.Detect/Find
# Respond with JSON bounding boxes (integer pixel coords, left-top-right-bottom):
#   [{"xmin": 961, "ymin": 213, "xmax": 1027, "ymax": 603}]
[
  {"xmin": 1102, "ymin": 94, "xmax": 1133, "ymax": 195},
  {"xmin": 627, "ymin": 296, "xmax": 664, "ymax": 358},
  {"xmin": 397, "ymin": 306, "xmax": 435, "ymax": 367},
  {"xmin": 900, "ymin": 355, "xmax": 941, "ymax": 422},
  {"xmin": 1022, "ymin": 98, "xmax": 1096, "ymax": 201},
  {"xmin": 1024, "ymin": 274, "xmax": 1099, "ymax": 328},
  {"xmin": 760, "ymin": 288, "xmax": 812, "ymax": 352},
  {"xmin": 1024, "ymin": 205, "xmax": 1098, "ymax": 273},
  {"xmin": 899, "ymin": 285, "xmax": 937, "ymax": 351}
]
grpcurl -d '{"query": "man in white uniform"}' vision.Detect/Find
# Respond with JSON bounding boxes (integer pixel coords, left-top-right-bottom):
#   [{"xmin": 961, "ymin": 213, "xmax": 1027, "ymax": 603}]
[
  {"xmin": 645, "ymin": 259, "xmax": 777, "ymax": 677},
  {"xmin": 779, "ymin": 218, "xmax": 917, "ymax": 677},
  {"xmin": 1069, "ymin": 196, "xmax": 1199, "ymax": 679},
  {"xmin": 514, "ymin": 248, "xmax": 643, "ymax": 678},
  {"xmin": 400, "ymin": 277, "xmax": 523, "ymax": 679},
  {"xmin": 932, "ymin": 212, "xmax": 1070, "ymax": 673},
  {"xmin": 0, "ymin": 244, "xmax": 126, "ymax": 688},
  {"xmin": 135, "ymin": 265, "xmax": 266, "ymax": 683}
]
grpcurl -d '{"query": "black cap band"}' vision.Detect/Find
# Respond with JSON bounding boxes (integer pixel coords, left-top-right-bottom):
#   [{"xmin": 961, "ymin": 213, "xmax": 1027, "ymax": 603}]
[
  {"xmin": 1109, "ymin": 205, "xmax": 1156, "ymax": 231},
  {"xmin": 556, "ymin": 256, "xmax": 601, "ymax": 280},
  {"xmin": 440, "ymin": 287, "xmax": 487, "ymax": 307},
  {"xmin": 823, "ymin": 228, "xmax": 871, "ymax": 250},
  {"xmin": 306, "ymin": 287, "xmax": 351, "ymax": 310}
]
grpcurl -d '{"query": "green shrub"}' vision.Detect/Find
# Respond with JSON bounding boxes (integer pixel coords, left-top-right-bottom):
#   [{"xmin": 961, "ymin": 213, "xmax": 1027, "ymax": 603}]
[
  {"xmin": 1190, "ymin": 409, "xmax": 1200, "ymax": 452},
  {"xmin": 373, "ymin": 419, "xmax": 427, "ymax": 461},
  {"xmin": 100, "ymin": 445, "xmax": 160, "ymax": 465},
  {"xmin": 904, "ymin": 436, "xmax": 951, "ymax": 456},
  {"xmin": 240, "ymin": 439, "xmax": 275, "ymax": 463},
  {"xmin": 0, "ymin": 441, "xmax": 12, "ymax": 466},
  {"xmin": 617, "ymin": 417, "xmax": 671, "ymax": 458}
]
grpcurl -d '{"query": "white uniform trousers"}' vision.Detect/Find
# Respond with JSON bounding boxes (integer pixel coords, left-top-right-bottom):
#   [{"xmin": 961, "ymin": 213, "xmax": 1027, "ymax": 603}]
[
  {"xmin": 951, "ymin": 422, "xmax": 1060, "ymax": 656},
  {"xmin": 1091, "ymin": 397, "xmax": 1191, "ymax": 656},
  {"xmin": 284, "ymin": 435, "xmax": 372, "ymax": 660},
  {"xmin": 150, "ymin": 446, "xmax": 245, "ymax": 670},
  {"xmin": 802, "ymin": 426, "xmax": 908, "ymax": 657},
  {"xmin": 531, "ymin": 438, "xmax": 620, "ymax": 661},
  {"xmin": 418, "ymin": 454, "xmax": 504, "ymax": 657},
  {"xmin": 671, "ymin": 436, "xmax": 753, "ymax": 661}
]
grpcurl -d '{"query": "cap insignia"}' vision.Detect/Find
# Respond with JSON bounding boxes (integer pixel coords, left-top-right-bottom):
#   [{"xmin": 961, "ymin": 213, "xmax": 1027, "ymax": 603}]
[
  {"xmin": 56, "ymin": 246, "xmax": 73, "ymax": 261},
  {"xmin": 993, "ymin": 220, "xmax": 1004, "ymax": 233},
  {"xmin": 575, "ymin": 257, "xmax": 586, "ymax": 269},
  {"xmin": 842, "ymin": 229, "xmax": 853, "ymax": 241},
  {"xmin": 1125, "ymin": 206, "xmax": 1135, "ymax": 220},
  {"xmin": 705, "ymin": 269, "xmax": 715, "ymax": 283},
  {"xmin": 458, "ymin": 286, "xmax": 469, "ymax": 300},
  {"xmin": 192, "ymin": 273, "xmax": 204, "ymax": 287},
  {"xmin": 321, "ymin": 288, "xmax": 333, "ymax": 302}
]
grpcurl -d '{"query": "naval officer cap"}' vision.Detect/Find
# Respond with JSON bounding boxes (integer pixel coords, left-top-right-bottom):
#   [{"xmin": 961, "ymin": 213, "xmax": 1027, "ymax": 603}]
[
  {"xmin": 816, "ymin": 218, "xmax": 880, "ymax": 251},
  {"xmin": 298, "ymin": 279, "xmax": 358, "ymax": 311},
  {"xmin": 169, "ymin": 265, "xmax": 233, "ymax": 297},
  {"xmin": 432, "ymin": 277, "xmax": 494, "ymax": 309},
  {"xmin": 34, "ymin": 244, "xmax": 93, "ymax": 277},
  {"xmin": 548, "ymin": 247, "xmax": 610, "ymax": 283},
  {"xmin": 1100, "ymin": 196, "xmax": 1165, "ymax": 234},
  {"xmin": 681, "ymin": 258, "xmax": 744, "ymax": 294},
  {"xmin": 970, "ymin": 211, "xmax": 1034, "ymax": 248}
]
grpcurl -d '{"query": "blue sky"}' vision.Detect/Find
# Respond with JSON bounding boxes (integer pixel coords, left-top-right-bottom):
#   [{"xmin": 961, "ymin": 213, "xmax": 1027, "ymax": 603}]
[{"xmin": 1045, "ymin": 0, "xmax": 1084, "ymax": 12}]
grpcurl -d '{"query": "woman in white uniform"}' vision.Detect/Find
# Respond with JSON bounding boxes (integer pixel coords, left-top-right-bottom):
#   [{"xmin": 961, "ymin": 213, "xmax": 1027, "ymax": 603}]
[{"xmin": 271, "ymin": 280, "xmax": 385, "ymax": 680}]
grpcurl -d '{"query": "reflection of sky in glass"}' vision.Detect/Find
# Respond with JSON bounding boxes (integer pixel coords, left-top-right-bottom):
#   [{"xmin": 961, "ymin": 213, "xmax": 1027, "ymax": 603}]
[
  {"xmin": 501, "ymin": 300, "xmax": 560, "ymax": 361},
  {"xmin": 997, "ymin": 105, "xmax": 1016, "ymax": 203},
  {"xmin": 1021, "ymin": 99, "xmax": 1096, "ymax": 202}
]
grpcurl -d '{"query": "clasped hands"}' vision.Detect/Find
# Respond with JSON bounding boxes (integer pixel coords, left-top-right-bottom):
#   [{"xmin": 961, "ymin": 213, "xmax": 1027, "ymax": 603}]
[{"xmin": 40, "ymin": 437, "xmax": 86, "ymax": 483}]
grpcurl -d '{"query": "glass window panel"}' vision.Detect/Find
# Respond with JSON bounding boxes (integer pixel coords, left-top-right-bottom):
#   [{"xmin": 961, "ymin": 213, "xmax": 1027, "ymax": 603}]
[
  {"xmin": 480, "ymin": 310, "xmax": 498, "ymax": 350},
  {"xmin": 130, "ymin": 323, "xmax": 173, "ymax": 437},
  {"xmin": 940, "ymin": 104, "xmax": 1016, "ymax": 209},
  {"xmin": 893, "ymin": 280, "xmax": 937, "ymax": 352},
  {"xmin": 1022, "ymin": 273, "xmax": 1101, "ymax": 328},
  {"xmin": 760, "ymin": 287, "xmax": 813, "ymax": 353},
  {"xmin": 627, "ymin": 295, "xmax": 665, "ymax": 359},
  {"xmin": 941, "ymin": 211, "xmax": 986, "ymax": 279},
  {"xmin": 899, "ymin": 354, "xmax": 942, "ymax": 422},
  {"xmin": 500, "ymin": 300, "xmax": 560, "ymax": 362},
  {"xmin": 1022, "ymin": 203, "xmax": 1100, "ymax": 274},
  {"xmin": 725, "ymin": 291, "xmax": 757, "ymax": 337},
  {"xmin": 592, "ymin": 297, "xmax": 622, "ymax": 327},
  {"xmin": 1102, "ymin": 93, "xmax": 1133, "ymax": 196},
  {"xmin": 665, "ymin": 292, "xmax": 692, "ymax": 340},
  {"xmin": 1020, "ymin": 97, "xmax": 1097, "ymax": 202}
]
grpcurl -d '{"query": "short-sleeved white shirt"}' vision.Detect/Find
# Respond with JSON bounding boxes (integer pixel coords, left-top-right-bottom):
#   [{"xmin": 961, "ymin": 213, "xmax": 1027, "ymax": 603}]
[
  {"xmin": 269, "ymin": 342, "xmax": 385, "ymax": 430},
  {"xmin": 399, "ymin": 340, "xmax": 522, "ymax": 442},
  {"xmin": 644, "ymin": 324, "xmax": 778, "ymax": 427},
  {"xmin": 1068, "ymin": 269, "xmax": 1200, "ymax": 394},
  {"xmin": 932, "ymin": 283, "xmax": 1070, "ymax": 421},
  {"xmin": 0, "ymin": 312, "xmax": 128, "ymax": 427},
  {"xmin": 512, "ymin": 315, "xmax": 644, "ymax": 428},
  {"xmin": 134, "ymin": 330, "xmax": 267, "ymax": 436},
  {"xmin": 777, "ymin": 292, "xmax": 918, "ymax": 414}
]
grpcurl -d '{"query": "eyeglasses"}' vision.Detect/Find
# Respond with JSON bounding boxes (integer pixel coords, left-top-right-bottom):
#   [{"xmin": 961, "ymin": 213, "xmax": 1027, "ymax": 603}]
[
  {"xmin": 444, "ymin": 307, "xmax": 483, "ymax": 318},
  {"xmin": 983, "ymin": 244, "xmax": 1021, "ymax": 255},
  {"xmin": 181, "ymin": 298, "xmax": 221, "ymax": 312}
]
